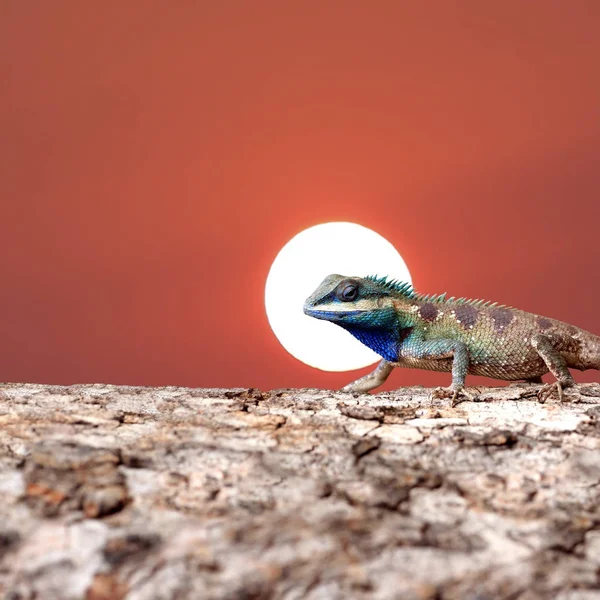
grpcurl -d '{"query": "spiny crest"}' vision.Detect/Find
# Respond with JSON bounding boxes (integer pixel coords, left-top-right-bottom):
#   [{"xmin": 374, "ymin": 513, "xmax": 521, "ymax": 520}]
[
  {"xmin": 444, "ymin": 297, "xmax": 500, "ymax": 308},
  {"xmin": 416, "ymin": 292, "xmax": 446, "ymax": 303},
  {"xmin": 365, "ymin": 275, "xmax": 416, "ymax": 298},
  {"xmin": 366, "ymin": 275, "xmax": 505, "ymax": 308},
  {"xmin": 414, "ymin": 291, "xmax": 502, "ymax": 308}
]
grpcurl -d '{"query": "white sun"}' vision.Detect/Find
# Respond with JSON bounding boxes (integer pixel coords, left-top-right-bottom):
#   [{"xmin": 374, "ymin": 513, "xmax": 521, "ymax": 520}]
[{"xmin": 265, "ymin": 222, "xmax": 411, "ymax": 371}]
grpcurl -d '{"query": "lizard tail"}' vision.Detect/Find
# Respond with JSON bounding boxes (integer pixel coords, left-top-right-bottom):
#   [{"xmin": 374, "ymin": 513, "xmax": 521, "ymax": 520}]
[{"xmin": 578, "ymin": 330, "xmax": 600, "ymax": 371}]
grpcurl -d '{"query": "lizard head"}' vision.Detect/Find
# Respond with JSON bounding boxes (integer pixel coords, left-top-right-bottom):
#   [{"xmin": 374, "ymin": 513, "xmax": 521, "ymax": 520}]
[
  {"xmin": 303, "ymin": 274, "xmax": 415, "ymax": 362},
  {"xmin": 303, "ymin": 274, "xmax": 399, "ymax": 329}
]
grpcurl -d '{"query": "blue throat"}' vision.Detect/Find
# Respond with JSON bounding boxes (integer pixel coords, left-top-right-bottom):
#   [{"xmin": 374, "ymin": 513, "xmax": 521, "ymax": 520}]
[{"xmin": 343, "ymin": 325, "xmax": 401, "ymax": 362}]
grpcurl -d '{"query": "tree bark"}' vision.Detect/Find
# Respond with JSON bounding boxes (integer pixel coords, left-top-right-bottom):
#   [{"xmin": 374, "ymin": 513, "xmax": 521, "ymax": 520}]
[{"xmin": 1, "ymin": 382, "xmax": 600, "ymax": 599}]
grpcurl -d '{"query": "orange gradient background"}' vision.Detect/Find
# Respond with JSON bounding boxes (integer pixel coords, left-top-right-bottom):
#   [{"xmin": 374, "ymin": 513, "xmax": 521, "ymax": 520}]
[{"xmin": 1, "ymin": 1, "xmax": 599, "ymax": 390}]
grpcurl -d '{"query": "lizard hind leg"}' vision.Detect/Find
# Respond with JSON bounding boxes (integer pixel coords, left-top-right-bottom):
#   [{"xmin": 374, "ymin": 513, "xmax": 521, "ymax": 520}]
[{"xmin": 531, "ymin": 333, "xmax": 575, "ymax": 402}]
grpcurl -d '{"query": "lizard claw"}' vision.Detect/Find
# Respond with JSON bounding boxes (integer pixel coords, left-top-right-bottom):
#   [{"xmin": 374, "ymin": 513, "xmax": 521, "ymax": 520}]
[
  {"xmin": 536, "ymin": 381, "xmax": 575, "ymax": 403},
  {"xmin": 430, "ymin": 386, "xmax": 476, "ymax": 407}
]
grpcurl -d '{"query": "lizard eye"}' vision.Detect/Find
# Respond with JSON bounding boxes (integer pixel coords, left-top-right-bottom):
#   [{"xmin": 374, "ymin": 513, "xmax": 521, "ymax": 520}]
[{"xmin": 338, "ymin": 283, "xmax": 358, "ymax": 302}]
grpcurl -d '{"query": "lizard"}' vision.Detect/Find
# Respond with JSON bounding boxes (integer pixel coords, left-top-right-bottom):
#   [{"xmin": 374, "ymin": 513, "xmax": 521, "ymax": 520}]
[{"xmin": 303, "ymin": 274, "xmax": 600, "ymax": 403}]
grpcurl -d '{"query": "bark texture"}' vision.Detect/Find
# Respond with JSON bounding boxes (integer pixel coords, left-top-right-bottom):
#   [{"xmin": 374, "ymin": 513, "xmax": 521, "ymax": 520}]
[{"xmin": 1, "ymin": 382, "xmax": 600, "ymax": 599}]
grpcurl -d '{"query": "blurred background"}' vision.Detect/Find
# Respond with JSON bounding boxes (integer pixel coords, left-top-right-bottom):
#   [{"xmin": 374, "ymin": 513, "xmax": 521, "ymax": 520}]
[{"xmin": 1, "ymin": 1, "xmax": 599, "ymax": 390}]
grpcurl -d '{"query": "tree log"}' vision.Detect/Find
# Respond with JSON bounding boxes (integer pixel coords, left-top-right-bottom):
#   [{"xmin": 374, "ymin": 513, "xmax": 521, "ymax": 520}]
[{"xmin": 1, "ymin": 382, "xmax": 600, "ymax": 599}]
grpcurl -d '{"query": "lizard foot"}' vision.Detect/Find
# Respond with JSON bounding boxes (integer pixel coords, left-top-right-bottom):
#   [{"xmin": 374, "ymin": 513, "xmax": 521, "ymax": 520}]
[
  {"xmin": 341, "ymin": 383, "xmax": 369, "ymax": 394},
  {"xmin": 430, "ymin": 386, "xmax": 477, "ymax": 408},
  {"xmin": 536, "ymin": 381, "xmax": 575, "ymax": 403}
]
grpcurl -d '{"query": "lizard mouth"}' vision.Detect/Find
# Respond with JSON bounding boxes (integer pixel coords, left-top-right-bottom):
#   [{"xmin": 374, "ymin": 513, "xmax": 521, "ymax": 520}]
[{"xmin": 303, "ymin": 307, "xmax": 366, "ymax": 320}]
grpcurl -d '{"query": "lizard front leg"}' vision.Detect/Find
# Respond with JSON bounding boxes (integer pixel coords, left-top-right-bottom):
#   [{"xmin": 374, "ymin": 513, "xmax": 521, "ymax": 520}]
[
  {"xmin": 531, "ymin": 333, "xmax": 575, "ymax": 402},
  {"xmin": 342, "ymin": 359, "xmax": 394, "ymax": 393},
  {"xmin": 405, "ymin": 339, "xmax": 474, "ymax": 405}
]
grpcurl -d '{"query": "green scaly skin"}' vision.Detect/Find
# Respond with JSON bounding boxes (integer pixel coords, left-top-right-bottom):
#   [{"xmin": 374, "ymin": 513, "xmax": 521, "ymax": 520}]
[{"xmin": 304, "ymin": 274, "xmax": 600, "ymax": 403}]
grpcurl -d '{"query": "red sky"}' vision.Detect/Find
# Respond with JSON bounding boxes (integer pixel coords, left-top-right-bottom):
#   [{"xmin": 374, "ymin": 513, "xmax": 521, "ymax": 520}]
[{"xmin": 1, "ymin": 1, "xmax": 599, "ymax": 391}]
